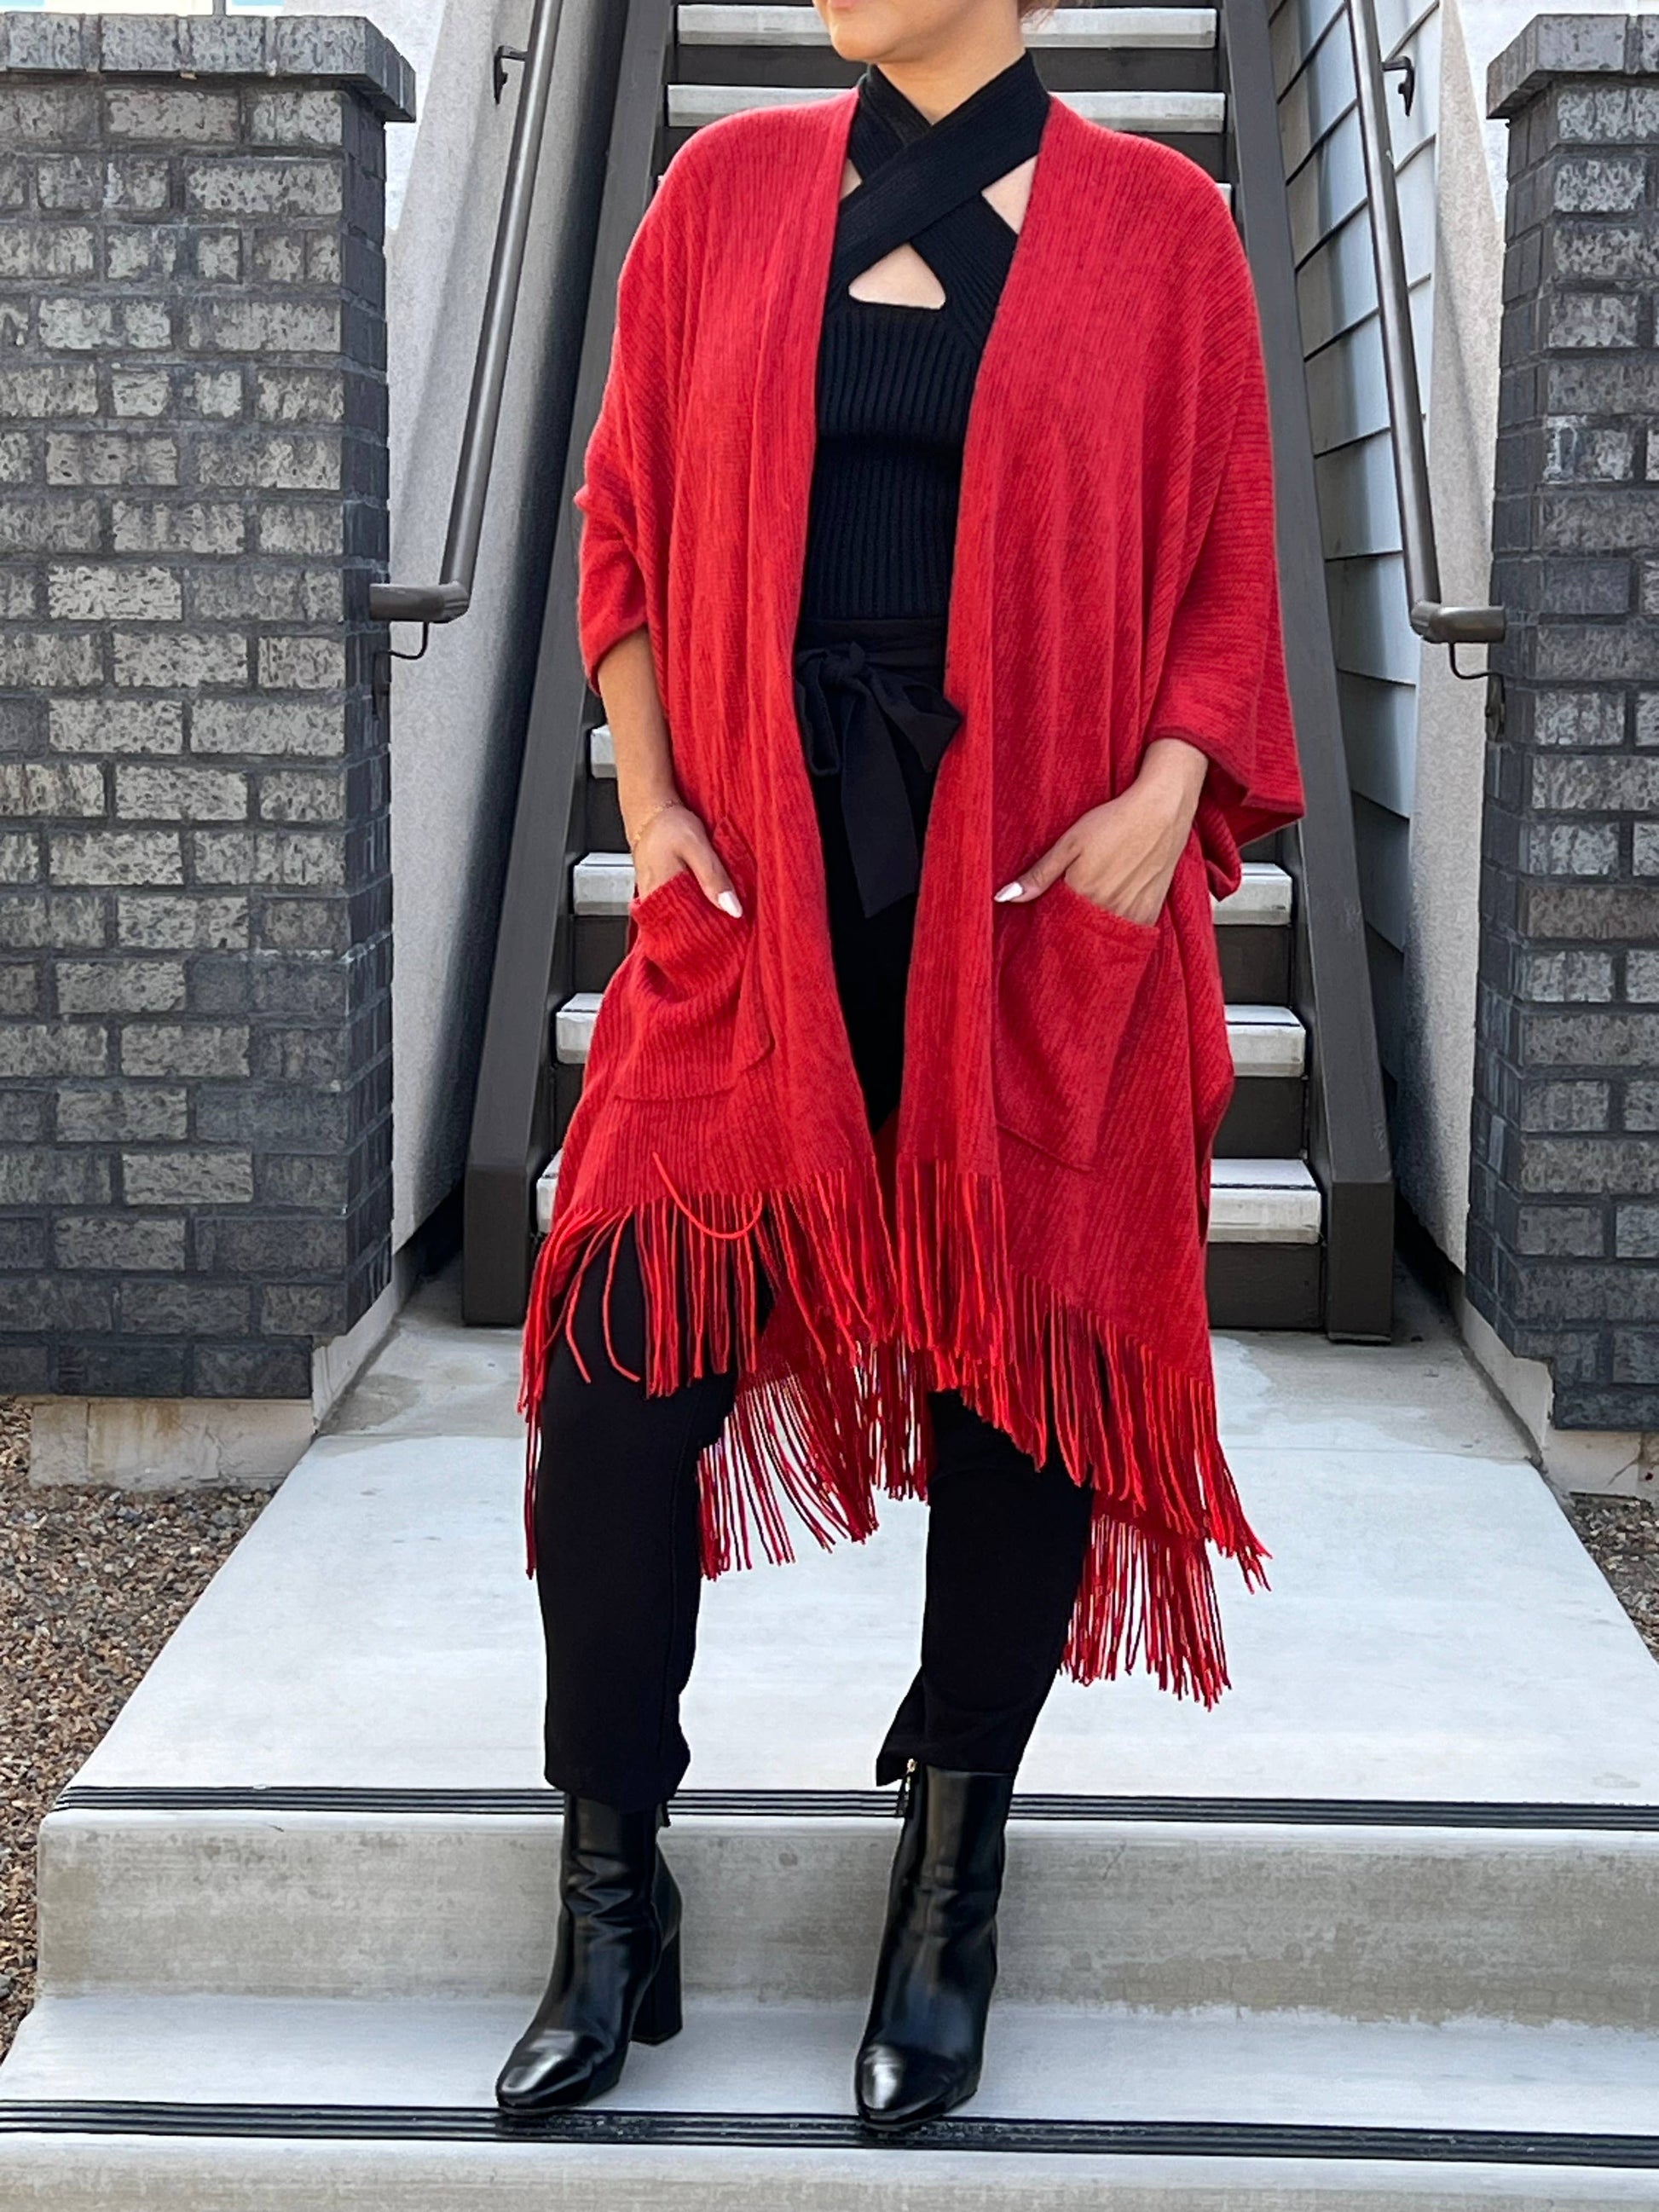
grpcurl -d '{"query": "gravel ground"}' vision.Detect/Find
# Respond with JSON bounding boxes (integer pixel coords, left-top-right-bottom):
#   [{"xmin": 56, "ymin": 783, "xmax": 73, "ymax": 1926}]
[
  {"xmin": 1568, "ymin": 1493, "xmax": 1659, "ymax": 1662},
  {"xmin": 0, "ymin": 1410, "xmax": 269, "ymax": 2062}
]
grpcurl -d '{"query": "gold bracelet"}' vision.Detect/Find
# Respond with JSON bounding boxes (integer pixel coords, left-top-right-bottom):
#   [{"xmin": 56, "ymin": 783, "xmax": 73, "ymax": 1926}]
[{"xmin": 626, "ymin": 795, "xmax": 688, "ymax": 853}]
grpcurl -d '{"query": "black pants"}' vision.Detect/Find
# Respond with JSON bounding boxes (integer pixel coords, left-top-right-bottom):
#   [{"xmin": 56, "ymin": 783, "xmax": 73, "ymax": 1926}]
[
  {"xmin": 534, "ymin": 1218, "xmax": 1094, "ymax": 1811},
  {"xmin": 535, "ymin": 615, "xmax": 1091, "ymax": 1811}
]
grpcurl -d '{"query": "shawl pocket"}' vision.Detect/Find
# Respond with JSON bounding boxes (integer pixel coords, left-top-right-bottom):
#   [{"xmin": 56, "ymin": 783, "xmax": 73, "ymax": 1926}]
[
  {"xmin": 610, "ymin": 818, "xmax": 774, "ymax": 1101},
  {"xmin": 993, "ymin": 879, "xmax": 1164, "ymax": 1170}
]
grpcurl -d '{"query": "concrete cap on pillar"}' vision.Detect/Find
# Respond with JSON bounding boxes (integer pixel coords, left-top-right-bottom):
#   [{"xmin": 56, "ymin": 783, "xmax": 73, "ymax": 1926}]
[
  {"xmin": 1488, "ymin": 12, "xmax": 1659, "ymax": 118},
  {"xmin": 0, "ymin": 11, "xmax": 416, "ymax": 123}
]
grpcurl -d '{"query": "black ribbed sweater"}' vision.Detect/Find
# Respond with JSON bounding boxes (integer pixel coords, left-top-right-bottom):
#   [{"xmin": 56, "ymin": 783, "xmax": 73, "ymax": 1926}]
[{"xmin": 798, "ymin": 49, "xmax": 1051, "ymax": 624}]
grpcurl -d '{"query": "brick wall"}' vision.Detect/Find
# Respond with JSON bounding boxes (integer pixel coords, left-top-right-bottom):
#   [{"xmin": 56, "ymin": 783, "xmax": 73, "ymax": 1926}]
[
  {"xmin": 0, "ymin": 15, "xmax": 413, "ymax": 1406},
  {"xmin": 1474, "ymin": 17, "xmax": 1659, "ymax": 1427}
]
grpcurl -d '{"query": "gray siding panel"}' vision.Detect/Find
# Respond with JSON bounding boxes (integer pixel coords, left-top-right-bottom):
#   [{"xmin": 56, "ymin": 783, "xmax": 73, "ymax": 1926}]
[
  {"xmin": 1315, "ymin": 430, "xmax": 1404, "ymax": 557},
  {"xmin": 1328, "ymin": 552, "xmax": 1420, "ymax": 684},
  {"xmin": 1338, "ymin": 670, "xmax": 1419, "ymax": 816},
  {"xmin": 1276, "ymin": 0, "xmax": 1439, "ymax": 1077},
  {"xmin": 1353, "ymin": 790, "xmax": 1413, "ymax": 951}
]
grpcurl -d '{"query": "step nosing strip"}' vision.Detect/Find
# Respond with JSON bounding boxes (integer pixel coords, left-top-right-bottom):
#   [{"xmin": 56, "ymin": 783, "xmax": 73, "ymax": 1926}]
[
  {"xmin": 1, "ymin": 2105, "xmax": 1656, "ymax": 2166},
  {"xmin": 49, "ymin": 1785, "xmax": 1659, "ymax": 1830}
]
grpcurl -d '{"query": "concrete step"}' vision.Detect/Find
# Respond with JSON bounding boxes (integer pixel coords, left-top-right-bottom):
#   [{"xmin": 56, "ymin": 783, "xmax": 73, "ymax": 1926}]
[
  {"xmin": 1223, "ymin": 862, "xmax": 1293, "ymax": 926},
  {"xmin": 1208, "ymin": 1157, "xmax": 1321, "ymax": 1243},
  {"xmin": 1226, "ymin": 1004, "xmax": 1305, "ymax": 1077},
  {"xmin": 9, "ymin": 1288, "xmax": 1659, "ymax": 2200},
  {"xmin": 552, "ymin": 988, "xmax": 604, "ymax": 1064},
  {"xmin": 571, "ymin": 846, "xmax": 1292, "ymax": 927},
  {"xmin": 535, "ymin": 1152, "xmax": 1321, "ymax": 1240},
  {"xmin": 34, "ymin": 1791, "xmax": 1659, "ymax": 2025},
  {"xmin": 3, "ymin": 1992, "xmax": 1658, "ymax": 2208},
  {"xmin": 25, "ymin": 1422, "xmax": 1659, "ymax": 2024},
  {"xmin": 666, "ymin": 82, "xmax": 1228, "ymax": 134},
  {"xmin": 553, "ymin": 985, "xmax": 1305, "ymax": 1076},
  {"xmin": 679, "ymin": 4, "xmax": 1221, "ymax": 49},
  {"xmin": 571, "ymin": 850, "xmax": 632, "ymax": 914}
]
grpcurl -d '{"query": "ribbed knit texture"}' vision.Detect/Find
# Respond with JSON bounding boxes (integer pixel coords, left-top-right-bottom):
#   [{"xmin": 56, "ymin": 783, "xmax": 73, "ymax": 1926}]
[
  {"xmin": 801, "ymin": 53, "xmax": 1048, "ymax": 621},
  {"xmin": 528, "ymin": 91, "xmax": 1307, "ymax": 1705}
]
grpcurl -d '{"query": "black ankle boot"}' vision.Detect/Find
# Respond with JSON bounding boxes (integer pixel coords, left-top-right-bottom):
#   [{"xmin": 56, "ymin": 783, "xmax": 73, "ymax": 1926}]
[
  {"xmin": 854, "ymin": 1764, "xmax": 1014, "ymax": 2133},
  {"xmin": 495, "ymin": 1796, "xmax": 683, "ymax": 2114}
]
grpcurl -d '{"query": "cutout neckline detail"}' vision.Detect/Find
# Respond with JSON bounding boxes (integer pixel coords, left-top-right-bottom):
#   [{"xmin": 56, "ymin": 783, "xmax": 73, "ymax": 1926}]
[{"xmin": 832, "ymin": 50, "xmax": 1050, "ymax": 318}]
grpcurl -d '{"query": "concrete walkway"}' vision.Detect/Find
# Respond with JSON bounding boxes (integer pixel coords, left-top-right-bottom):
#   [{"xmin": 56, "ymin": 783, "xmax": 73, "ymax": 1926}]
[
  {"xmin": 8, "ymin": 1268, "xmax": 1659, "ymax": 2210},
  {"xmin": 63, "ymin": 1261, "xmax": 1659, "ymax": 1806}
]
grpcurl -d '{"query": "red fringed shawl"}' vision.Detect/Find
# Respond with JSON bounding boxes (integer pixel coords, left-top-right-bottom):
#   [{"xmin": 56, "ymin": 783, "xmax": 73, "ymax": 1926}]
[{"xmin": 521, "ymin": 90, "xmax": 1306, "ymax": 1704}]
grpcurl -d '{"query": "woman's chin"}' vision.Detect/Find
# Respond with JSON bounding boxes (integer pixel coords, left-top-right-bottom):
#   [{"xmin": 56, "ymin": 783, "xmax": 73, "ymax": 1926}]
[{"xmin": 818, "ymin": 3, "xmax": 902, "ymax": 63}]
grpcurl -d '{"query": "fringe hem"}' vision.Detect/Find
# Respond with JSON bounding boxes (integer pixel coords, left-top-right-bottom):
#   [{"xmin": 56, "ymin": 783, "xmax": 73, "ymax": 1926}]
[
  {"xmin": 519, "ymin": 1149, "xmax": 1267, "ymax": 1708},
  {"xmin": 697, "ymin": 1331, "xmax": 927, "ymax": 1577},
  {"xmin": 893, "ymin": 1154, "xmax": 1269, "ymax": 1707},
  {"xmin": 517, "ymin": 1149, "xmax": 899, "ymax": 1579}
]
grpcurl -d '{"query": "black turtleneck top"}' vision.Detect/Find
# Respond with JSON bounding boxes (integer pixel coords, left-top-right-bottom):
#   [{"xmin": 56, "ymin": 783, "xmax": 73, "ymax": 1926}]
[{"xmin": 798, "ymin": 49, "xmax": 1052, "ymax": 625}]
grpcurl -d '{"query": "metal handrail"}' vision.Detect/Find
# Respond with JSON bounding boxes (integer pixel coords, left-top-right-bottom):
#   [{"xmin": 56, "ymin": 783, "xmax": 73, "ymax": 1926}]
[
  {"xmin": 1344, "ymin": 0, "xmax": 1505, "ymax": 650},
  {"xmin": 369, "ymin": 0, "xmax": 566, "ymax": 629}
]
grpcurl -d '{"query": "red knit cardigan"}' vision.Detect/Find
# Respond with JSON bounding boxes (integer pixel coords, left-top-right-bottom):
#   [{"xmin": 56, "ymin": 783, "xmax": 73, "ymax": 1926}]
[{"xmin": 521, "ymin": 89, "xmax": 1306, "ymax": 1705}]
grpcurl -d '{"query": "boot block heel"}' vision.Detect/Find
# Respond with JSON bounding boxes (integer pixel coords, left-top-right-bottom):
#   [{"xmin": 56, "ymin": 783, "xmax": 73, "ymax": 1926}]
[{"xmin": 631, "ymin": 1931, "xmax": 682, "ymax": 2046}]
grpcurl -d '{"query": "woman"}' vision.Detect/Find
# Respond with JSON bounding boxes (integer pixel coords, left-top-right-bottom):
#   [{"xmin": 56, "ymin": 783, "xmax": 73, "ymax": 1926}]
[{"xmin": 500, "ymin": 0, "xmax": 1304, "ymax": 2132}]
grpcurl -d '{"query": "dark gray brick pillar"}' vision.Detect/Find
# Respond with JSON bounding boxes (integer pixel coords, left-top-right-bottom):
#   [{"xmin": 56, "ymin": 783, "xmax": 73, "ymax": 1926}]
[
  {"xmin": 1475, "ymin": 16, "xmax": 1659, "ymax": 1429},
  {"xmin": 0, "ymin": 15, "xmax": 413, "ymax": 1419}
]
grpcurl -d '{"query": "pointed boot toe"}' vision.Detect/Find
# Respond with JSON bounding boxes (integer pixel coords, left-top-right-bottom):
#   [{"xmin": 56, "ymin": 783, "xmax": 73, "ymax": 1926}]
[
  {"xmin": 495, "ymin": 2024, "xmax": 616, "ymax": 2113},
  {"xmin": 855, "ymin": 2037, "xmax": 978, "ymax": 2132}
]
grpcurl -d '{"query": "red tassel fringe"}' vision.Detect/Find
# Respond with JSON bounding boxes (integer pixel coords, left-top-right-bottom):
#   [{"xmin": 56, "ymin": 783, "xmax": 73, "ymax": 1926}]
[
  {"xmin": 520, "ymin": 1150, "xmax": 1267, "ymax": 1708},
  {"xmin": 519, "ymin": 1151, "xmax": 898, "ymax": 1577},
  {"xmin": 891, "ymin": 1155, "xmax": 1269, "ymax": 1707}
]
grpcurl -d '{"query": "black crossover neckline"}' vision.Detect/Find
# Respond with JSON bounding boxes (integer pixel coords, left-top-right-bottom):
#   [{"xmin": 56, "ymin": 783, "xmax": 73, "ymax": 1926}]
[{"xmin": 830, "ymin": 49, "xmax": 1052, "ymax": 318}]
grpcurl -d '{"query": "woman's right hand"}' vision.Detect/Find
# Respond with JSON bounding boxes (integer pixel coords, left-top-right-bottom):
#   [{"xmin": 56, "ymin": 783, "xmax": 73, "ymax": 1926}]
[{"xmin": 629, "ymin": 799, "xmax": 743, "ymax": 917}]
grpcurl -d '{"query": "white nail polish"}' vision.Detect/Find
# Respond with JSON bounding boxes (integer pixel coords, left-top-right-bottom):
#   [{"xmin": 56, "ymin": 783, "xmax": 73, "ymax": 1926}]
[
  {"xmin": 717, "ymin": 889, "xmax": 743, "ymax": 917},
  {"xmin": 993, "ymin": 881, "xmax": 1023, "ymax": 903}
]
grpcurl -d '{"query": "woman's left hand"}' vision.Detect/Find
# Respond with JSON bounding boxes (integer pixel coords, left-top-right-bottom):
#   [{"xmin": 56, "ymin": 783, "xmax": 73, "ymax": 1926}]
[{"xmin": 993, "ymin": 737, "xmax": 1211, "ymax": 927}]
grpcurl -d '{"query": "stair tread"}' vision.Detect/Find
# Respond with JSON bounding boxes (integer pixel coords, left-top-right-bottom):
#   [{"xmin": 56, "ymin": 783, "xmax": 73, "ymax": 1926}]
[
  {"xmin": 5, "ymin": 1993, "xmax": 1656, "ymax": 2141},
  {"xmin": 1222, "ymin": 860, "xmax": 1292, "ymax": 922},
  {"xmin": 668, "ymin": 84, "xmax": 1227, "ymax": 132},
  {"xmin": 554, "ymin": 989, "xmax": 1305, "ymax": 1070},
  {"xmin": 570, "ymin": 852, "xmax": 633, "ymax": 915},
  {"xmin": 536, "ymin": 1151, "xmax": 1321, "ymax": 1239},
  {"xmin": 679, "ymin": 4, "xmax": 1220, "ymax": 49},
  {"xmin": 572, "ymin": 849, "xmax": 1290, "ymax": 921},
  {"xmin": 1209, "ymin": 1156, "xmax": 1315, "ymax": 1187}
]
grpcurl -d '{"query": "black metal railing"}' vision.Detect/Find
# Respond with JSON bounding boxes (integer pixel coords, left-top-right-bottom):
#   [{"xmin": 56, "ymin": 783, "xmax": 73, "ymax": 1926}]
[
  {"xmin": 1344, "ymin": 0, "xmax": 1506, "ymax": 653},
  {"xmin": 368, "ymin": 0, "xmax": 566, "ymax": 632},
  {"xmin": 462, "ymin": 0, "xmax": 679, "ymax": 1325}
]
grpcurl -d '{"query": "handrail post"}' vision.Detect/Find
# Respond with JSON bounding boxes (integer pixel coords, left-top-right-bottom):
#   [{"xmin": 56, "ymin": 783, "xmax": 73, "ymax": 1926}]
[
  {"xmin": 367, "ymin": 0, "xmax": 567, "ymax": 632},
  {"xmin": 1344, "ymin": 0, "xmax": 1506, "ymax": 650}
]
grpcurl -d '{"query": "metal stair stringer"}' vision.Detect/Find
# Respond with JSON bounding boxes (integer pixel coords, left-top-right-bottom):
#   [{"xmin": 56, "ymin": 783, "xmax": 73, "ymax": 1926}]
[{"xmin": 464, "ymin": 0, "xmax": 679, "ymax": 1327}]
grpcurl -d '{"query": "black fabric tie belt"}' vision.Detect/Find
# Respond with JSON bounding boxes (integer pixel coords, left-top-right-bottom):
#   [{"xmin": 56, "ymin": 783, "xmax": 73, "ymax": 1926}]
[{"xmin": 793, "ymin": 615, "xmax": 963, "ymax": 921}]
